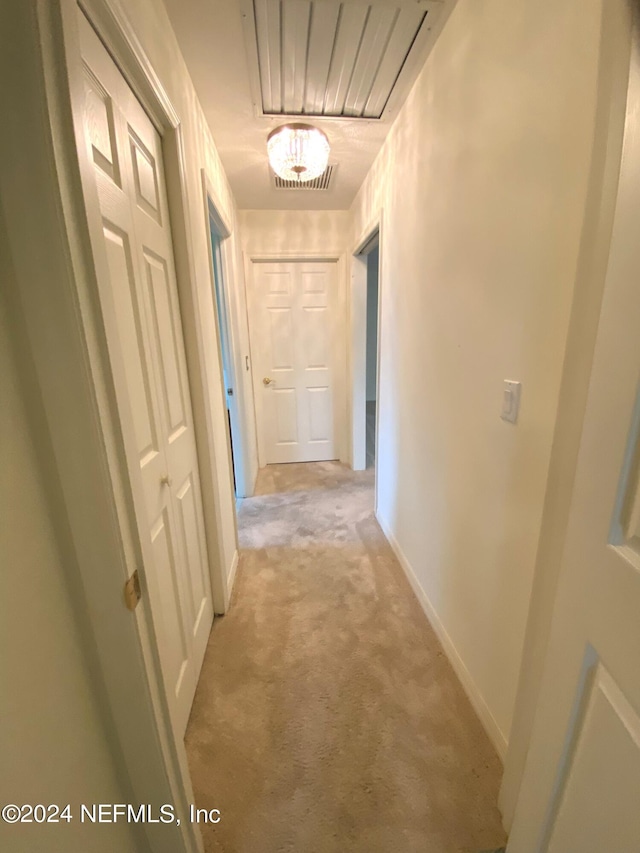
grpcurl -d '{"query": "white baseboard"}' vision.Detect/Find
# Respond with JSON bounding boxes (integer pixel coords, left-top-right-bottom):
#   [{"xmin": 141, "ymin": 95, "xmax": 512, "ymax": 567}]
[
  {"xmin": 227, "ymin": 550, "xmax": 239, "ymax": 600},
  {"xmin": 377, "ymin": 512, "xmax": 508, "ymax": 761}
]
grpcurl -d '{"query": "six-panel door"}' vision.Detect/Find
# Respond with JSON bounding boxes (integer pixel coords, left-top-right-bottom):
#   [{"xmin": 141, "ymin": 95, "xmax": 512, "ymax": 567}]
[
  {"xmin": 79, "ymin": 13, "xmax": 213, "ymax": 736},
  {"xmin": 250, "ymin": 261, "xmax": 339, "ymax": 464}
]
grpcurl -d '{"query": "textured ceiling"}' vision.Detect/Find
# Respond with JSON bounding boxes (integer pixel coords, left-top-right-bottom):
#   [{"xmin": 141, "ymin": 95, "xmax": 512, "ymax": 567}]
[{"xmin": 162, "ymin": 0, "xmax": 451, "ymax": 210}]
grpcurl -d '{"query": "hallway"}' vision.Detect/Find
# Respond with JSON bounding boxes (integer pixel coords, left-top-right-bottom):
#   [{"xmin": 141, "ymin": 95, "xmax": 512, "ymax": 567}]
[
  {"xmin": 185, "ymin": 463, "xmax": 506, "ymax": 852},
  {"xmin": 6, "ymin": 0, "xmax": 640, "ymax": 849}
]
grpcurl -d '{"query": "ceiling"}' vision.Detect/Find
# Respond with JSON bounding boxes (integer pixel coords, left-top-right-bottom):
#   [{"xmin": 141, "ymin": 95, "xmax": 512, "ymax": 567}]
[{"xmin": 162, "ymin": 0, "xmax": 452, "ymax": 210}]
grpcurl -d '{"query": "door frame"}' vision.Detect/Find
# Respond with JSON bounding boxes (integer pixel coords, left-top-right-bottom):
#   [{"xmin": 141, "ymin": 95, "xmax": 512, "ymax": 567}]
[
  {"xmin": 201, "ymin": 170, "xmax": 255, "ymax": 500},
  {"xmin": 243, "ymin": 251, "xmax": 349, "ymax": 468},
  {"xmin": 4, "ymin": 1, "xmax": 237, "ymax": 850},
  {"xmin": 350, "ymin": 215, "xmax": 384, "ymax": 503}
]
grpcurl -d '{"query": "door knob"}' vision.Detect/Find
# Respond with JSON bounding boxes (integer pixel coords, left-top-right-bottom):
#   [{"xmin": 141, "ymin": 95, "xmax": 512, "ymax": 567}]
[
  {"xmin": 263, "ymin": 377, "xmax": 273, "ymax": 386},
  {"xmin": 160, "ymin": 474, "xmax": 172, "ymax": 486}
]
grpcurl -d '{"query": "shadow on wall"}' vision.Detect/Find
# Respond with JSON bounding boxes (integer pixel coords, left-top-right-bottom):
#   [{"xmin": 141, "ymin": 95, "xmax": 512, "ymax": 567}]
[{"xmin": 238, "ymin": 210, "xmax": 351, "ymax": 256}]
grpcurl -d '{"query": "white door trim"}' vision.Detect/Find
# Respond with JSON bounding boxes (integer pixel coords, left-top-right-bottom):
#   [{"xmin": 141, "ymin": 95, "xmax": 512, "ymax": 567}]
[
  {"xmin": 244, "ymin": 252, "xmax": 349, "ymax": 468},
  {"xmin": 350, "ymin": 213, "xmax": 384, "ymax": 509},
  {"xmin": 4, "ymin": 1, "xmax": 236, "ymax": 850},
  {"xmin": 201, "ymin": 169, "xmax": 256, "ymax": 499}
]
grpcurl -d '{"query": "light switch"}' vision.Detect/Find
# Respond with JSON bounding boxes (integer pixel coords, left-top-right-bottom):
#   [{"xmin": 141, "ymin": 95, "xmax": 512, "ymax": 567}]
[{"xmin": 501, "ymin": 380, "xmax": 521, "ymax": 424}]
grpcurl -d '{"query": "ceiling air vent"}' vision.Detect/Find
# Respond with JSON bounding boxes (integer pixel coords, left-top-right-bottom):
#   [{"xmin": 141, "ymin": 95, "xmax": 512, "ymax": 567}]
[{"xmin": 273, "ymin": 164, "xmax": 335, "ymax": 190}]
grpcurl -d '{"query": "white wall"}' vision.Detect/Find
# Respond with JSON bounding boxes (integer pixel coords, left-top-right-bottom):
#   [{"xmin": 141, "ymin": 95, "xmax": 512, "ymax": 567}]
[
  {"xmin": 351, "ymin": 0, "xmax": 605, "ymax": 749},
  {"xmin": 0, "ymin": 273, "xmax": 140, "ymax": 853},
  {"xmin": 366, "ymin": 248, "xmax": 379, "ymax": 402},
  {"xmin": 238, "ymin": 209, "xmax": 351, "ymax": 256}
]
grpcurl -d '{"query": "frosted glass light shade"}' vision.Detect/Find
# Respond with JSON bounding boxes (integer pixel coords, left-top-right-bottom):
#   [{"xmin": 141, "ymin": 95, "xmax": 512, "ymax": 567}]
[{"xmin": 267, "ymin": 124, "xmax": 330, "ymax": 182}]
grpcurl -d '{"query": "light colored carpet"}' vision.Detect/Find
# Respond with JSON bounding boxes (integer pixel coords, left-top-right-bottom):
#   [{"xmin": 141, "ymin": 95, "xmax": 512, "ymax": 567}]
[{"xmin": 185, "ymin": 462, "xmax": 507, "ymax": 853}]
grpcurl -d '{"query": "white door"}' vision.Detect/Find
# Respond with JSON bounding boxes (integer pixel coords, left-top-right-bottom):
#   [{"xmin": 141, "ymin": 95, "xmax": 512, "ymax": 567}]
[
  {"xmin": 79, "ymin": 14, "xmax": 213, "ymax": 735},
  {"xmin": 508, "ymin": 31, "xmax": 640, "ymax": 853},
  {"xmin": 249, "ymin": 261, "xmax": 339, "ymax": 464}
]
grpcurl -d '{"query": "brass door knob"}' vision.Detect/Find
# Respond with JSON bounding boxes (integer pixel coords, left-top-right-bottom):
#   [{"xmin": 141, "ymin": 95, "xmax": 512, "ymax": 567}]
[
  {"xmin": 263, "ymin": 377, "xmax": 273, "ymax": 386},
  {"xmin": 160, "ymin": 474, "xmax": 172, "ymax": 486}
]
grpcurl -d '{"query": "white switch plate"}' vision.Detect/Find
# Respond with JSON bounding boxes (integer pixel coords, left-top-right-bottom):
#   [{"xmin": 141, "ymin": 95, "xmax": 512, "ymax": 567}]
[{"xmin": 501, "ymin": 380, "xmax": 521, "ymax": 424}]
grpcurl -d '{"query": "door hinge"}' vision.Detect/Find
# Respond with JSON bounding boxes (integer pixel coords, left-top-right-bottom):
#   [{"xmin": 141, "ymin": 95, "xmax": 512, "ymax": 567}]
[
  {"xmin": 124, "ymin": 569, "xmax": 142, "ymax": 611},
  {"xmin": 227, "ymin": 387, "xmax": 234, "ymax": 396}
]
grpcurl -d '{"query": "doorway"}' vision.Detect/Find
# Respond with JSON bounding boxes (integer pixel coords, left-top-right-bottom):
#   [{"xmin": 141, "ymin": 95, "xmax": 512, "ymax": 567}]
[
  {"xmin": 351, "ymin": 227, "xmax": 381, "ymax": 475},
  {"xmin": 365, "ymin": 245, "xmax": 380, "ymax": 469},
  {"xmin": 207, "ymin": 205, "xmax": 241, "ymax": 497}
]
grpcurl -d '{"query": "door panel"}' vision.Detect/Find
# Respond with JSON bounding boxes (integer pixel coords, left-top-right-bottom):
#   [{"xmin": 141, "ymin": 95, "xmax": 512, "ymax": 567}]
[
  {"xmin": 129, "ymin": 129, "xmax": 162, "ymax": 222},
  {"xmin": 274, "ymin": 388, "xmax": 299, "ymax": 444},
  {"xmin": 83, "ymin": 67, "xmax": 120, "ymax": 183},
  {"xmin": 102, "ymin": 224, "xmax": 158, "ymax": 459},
  {"xmin": 265, "ymin": 268, "xmax": 293, "ymax": 296},
  {"xmin": 175, "ymin": 475, "xmax": 208, "ymax": 631},
  {"xmin": 79, "ymin": 13, "xmax": 213, "ymax": 736},
  {"xmin": 307, "ymin": 386, "xmax": 331, "ymax": 442},
  {"xmin": 508, "ymin": 20, "xmax": 640, "ymax": 851},
  {"xmin": 250, "ymin": 261, "xmax": 339, "ymax": 463},
  {"xmin": 144, "ymin": 251, "xmax": 188, "ymax": 437},
  {"xmin": 150, "ymin": 510, "xmax": 190, "ymax": 695},
  {"xmin": 303, "ymin": 307, "xmax": 329, "ymax": 368},
  {"xmin": 269, "ymin": 307, "xmax": 295, "ymax": 369},
  {"xmin": 546, "ymin": 664, "xmax": 640, "ymax": 853}
]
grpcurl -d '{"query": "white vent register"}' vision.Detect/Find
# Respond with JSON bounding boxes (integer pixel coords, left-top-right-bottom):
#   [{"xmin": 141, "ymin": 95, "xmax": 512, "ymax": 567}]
[{"xmin": 273, "ymin": 164, "xmax": 335, "ymax": 190}]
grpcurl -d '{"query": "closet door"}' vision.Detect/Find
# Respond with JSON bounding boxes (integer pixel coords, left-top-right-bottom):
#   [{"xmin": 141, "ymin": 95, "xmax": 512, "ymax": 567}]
[
  {"xmin": 249, "ymin": 261, "xmax": 338, "ymax": 463},
  {"xmin": 79, "ymin": 13, "xmax": 212, "ymax": 734}
]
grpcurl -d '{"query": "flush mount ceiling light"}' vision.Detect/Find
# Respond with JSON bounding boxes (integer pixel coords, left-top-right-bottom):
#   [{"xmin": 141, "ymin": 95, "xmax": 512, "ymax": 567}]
[{"xmin": 267, "ymin": 123, "xmax": 330, "ymax": 182}]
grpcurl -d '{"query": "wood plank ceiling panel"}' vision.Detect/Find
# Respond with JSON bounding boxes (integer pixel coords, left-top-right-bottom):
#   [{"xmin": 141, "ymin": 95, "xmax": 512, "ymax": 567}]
[
  {"xmin": 253, "ymin": 0, "xmax": 430, "ymax": 119},
  {"xmin": 254, "ymin": 0, "xmax": 282, "ymax": 113},
  {"xmin": 323, "ymin": 3, "xmax": 369, "ymax": 115},
  {"xmin": 304, "ymin": 3, "xmax": 341, "ymax": 114},
  {"xmin": 363, "ymin": 6, "xmax": 427, "ymax": 117},
  {"xmin": 343, "ymin": 4, "xmax": 397, "ymax": 116},
  {"xmin": 281, "ymin": 0, "xmax": 311, "ymax": 114}
]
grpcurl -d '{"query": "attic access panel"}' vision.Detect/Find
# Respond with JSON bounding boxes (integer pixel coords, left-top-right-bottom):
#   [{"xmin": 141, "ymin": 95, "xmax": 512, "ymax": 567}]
[{"xmin": 244, "ymin": 0, "xmax": 443, "ymax": 120}]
